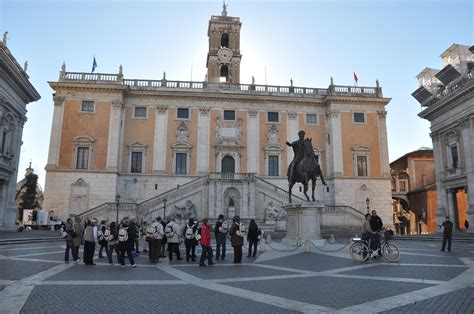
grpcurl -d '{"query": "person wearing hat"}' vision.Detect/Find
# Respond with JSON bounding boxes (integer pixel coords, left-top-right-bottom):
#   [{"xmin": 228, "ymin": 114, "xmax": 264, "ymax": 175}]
[
  {"xmin": 229, "ymin": 215, "xmax": 244, "ymax": 263},
  {"xmin": 440, "ymin": 216, "xmax": 453, "ymax": 252}
]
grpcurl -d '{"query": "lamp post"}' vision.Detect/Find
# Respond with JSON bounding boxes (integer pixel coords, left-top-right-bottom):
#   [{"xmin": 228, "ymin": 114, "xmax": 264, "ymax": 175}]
[
  {"xmin": 163, "ymin": 197, "xmax": 167, "ymax": 220},
  {"xmin": 366, "ymin": 197, "xmax": 370, "ymax": 214},
  {"xmin": 115, "ymin": 193, "xmax": 121, "ymax": 224}
]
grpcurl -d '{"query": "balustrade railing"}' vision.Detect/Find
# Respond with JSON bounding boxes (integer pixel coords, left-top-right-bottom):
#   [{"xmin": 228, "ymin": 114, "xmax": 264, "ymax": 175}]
[
  {"xmin": 324, "ymin": 205, "xmax": 365, "ymax": 220},
  {"xmin": 255, "ymin": 177, "xmax": 305, "ymax": 202}
]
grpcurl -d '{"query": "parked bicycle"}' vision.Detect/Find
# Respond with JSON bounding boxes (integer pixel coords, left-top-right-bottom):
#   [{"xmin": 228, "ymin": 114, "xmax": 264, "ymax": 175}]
[{"xmin": 349, "ymin": 229, "xmax": 400, "ymax": 262}]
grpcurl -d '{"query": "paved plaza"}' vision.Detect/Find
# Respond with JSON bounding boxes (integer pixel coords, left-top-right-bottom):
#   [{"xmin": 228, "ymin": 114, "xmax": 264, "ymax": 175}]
[{"xmin": 0, "ymin": 236, "xmax": 473, "ymax": 313}]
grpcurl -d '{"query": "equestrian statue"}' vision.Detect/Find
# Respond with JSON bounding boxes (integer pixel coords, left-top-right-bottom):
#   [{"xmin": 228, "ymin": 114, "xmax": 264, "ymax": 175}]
[{"xmin": 286, "ymin": 130, "xmax": 326, "ymax": 203}]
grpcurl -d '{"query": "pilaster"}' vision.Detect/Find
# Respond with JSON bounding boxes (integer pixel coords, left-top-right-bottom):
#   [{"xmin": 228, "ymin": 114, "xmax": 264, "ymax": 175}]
[
  {"xmin": 287, "ymin": 111, "xmax": 298, "ymax": 173},
  {"xmin": 326, "ymin": 109, "xmax": 343, "ymax": 176},
  {"xmin": 377, "ymin": 110, "xmax": 390, "ymax": 176},
  {"xmin": 46, "ymin": 95, "xmax": 64, "ymax": 168},
  {"xmin": 153, "ymin": 106, "xmax": 168, "ymax": 173},
  {"xmin": 106, "ymin": 100, "xmax": 123, "ymax": 171},
  {"xmin": 247, "ymin": 109, "xmax": 259, "ymax": 173},
  {"xmin": 197, "ymin": 108, "xmax": 210, "ymax": 173}
]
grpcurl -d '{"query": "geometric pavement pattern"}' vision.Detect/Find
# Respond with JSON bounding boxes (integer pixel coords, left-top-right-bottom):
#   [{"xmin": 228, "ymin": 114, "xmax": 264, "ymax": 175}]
[{"xmin": 0, "ymin": 238, "xmax": 473, "ymax": 313}]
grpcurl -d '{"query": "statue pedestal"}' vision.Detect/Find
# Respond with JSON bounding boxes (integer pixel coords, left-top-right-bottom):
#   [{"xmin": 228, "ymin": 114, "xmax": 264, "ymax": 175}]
[{"xmin": 282, "ymin": 202, "xmax": 325, "ymax": 247}]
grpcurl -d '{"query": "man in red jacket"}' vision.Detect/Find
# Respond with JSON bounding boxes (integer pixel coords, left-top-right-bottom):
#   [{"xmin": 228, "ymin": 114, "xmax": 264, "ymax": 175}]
[{"xmin": 199, "ymin": 218, "xmax": 215, "ymax": 267}]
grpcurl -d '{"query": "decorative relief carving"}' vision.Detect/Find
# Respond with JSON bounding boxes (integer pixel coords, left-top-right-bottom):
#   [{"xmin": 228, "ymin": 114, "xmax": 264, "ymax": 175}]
[
  {"xmin": 248, "ymin": 109, "xmax": 258, "ymax": 117},
  {"xmin": 430, "ymin": 131, "xmax": 439, "ymax": 141},
  {"xmin": 215, "ymin": 116, "xmax": 242, "ymax": 146},
  {"xmin": 176, "ymin": 121, "xmax": 189, "ymax": 144},
  {"xmin": 444, "ymin": 130, "xmax": 459, "ymax": 144},
  {"xmin": 377, "ymin": 110, "xmax": 387, "ymax": 118},
  {"xmin": 156, "ymin": 106, "xmax": 168, "ymax": 114},
  {"xmin": 112, "ymin": 100, "xmax": 124, "ymax": 109},
  {"xmin": 267, "ymin": 125, "xmax": 279, "ymax": 145},
  {"xmin": 325, "ymin": 109, "xmax": 339, "ymax": 119},
  {"xmin": 199, "ymin": 107, "xmax": 210, "ymax": 116},
  {"xmin": 288, "ymin": 111, "xmax": 297, "ymax": 120}
]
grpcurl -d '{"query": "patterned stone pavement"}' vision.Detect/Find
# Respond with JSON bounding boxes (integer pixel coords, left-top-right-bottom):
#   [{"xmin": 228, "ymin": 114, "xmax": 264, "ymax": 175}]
[{"xmin": 0, "ymin": 238, "xmax": 473, "ymax": 313}]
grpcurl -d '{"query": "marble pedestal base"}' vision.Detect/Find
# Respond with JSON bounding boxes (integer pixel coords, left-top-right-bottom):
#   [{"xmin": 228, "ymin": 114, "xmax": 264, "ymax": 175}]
[{"xmin": 282, "ymin": 202, "xmax": 326, "ymax": 247}]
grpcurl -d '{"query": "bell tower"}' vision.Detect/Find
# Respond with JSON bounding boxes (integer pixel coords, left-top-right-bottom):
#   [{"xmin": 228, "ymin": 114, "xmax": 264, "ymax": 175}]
[{"xmin": 206, "ymin": 3, "xmax": 242, "ymax": 84}]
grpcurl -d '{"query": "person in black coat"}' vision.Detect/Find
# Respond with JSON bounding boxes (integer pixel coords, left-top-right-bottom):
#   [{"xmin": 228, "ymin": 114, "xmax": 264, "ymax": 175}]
[
  {"xmin": 370, "ymin": 210, "xmax": 383, "ymax": 232},
  {"xmin": 128, "ymin": 219, "xmax": 140, "ymax": 254},
  {"xmin": 440, "ymin": 216, "xmax": 453, "ymax": 252},
  {"xmin": 247, "ymin": 219, "xmax": 260, "ymax": 258},
  {"xmin": 182, "ymin": 218, "xmax": 198, "ymax": 262}
]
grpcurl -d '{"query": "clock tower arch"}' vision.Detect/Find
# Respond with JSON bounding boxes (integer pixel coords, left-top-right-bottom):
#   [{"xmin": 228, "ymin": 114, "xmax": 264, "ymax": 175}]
[{"xmin": 206, "ymin": 3, "xmax": 242, "ymax": 84}]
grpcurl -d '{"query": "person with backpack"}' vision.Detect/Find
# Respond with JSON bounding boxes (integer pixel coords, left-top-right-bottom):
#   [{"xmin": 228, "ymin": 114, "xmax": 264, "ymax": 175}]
[
  {"xmin": 64, "ymin": 218, "xmax": 77, "ymax": 263},
  {"xmin": 214, "ymin": 214, "xmax": 228, "ymax": 261},
  {"xmin": 229, "ymin": 215, "xmax": 244, "ymax": 264},
  {"xmin": 182, "ymin": 218, "xmax": 198, "ymax": 262},
  {"xmin": 199, "ymin": 218, "xmax": 215, "ymax": 266},
  {"xmin": 129, "ymin": 218, "xmax": 140, "ymax": 255},
  {"xmin": 160, "ymin": 218, "xmax": 168, "ymax": 258},
  {"xmin": 97, "ymin": 220, "xmax": 108, "ymax": 258},
  {"xmin": 83, "ymin": 218, "xmax": 97, "ymax": 265},
  {"xmin": 247, "ymin": 219, "xmax": 260, "ymax": 258},
  {"xmin": 117, "ymin": 217, "xmax": 137, "ymax": 268},
  {"xmin": 147, "ymin": 217, "xmax": 164, "ymax": 264},
  {"xmin": 106, "ymin": 221, "xmax": 119, "ymax": 265},
  {"xmin": 165, "ymin": 217, "xmax": 183, "ymax": 261}
]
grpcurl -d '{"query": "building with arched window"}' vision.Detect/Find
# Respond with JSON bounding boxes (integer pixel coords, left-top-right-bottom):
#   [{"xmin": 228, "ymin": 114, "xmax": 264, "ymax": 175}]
[{"xmin": 42, "ymin": 6, "xmax": 392, "ymax": 231}]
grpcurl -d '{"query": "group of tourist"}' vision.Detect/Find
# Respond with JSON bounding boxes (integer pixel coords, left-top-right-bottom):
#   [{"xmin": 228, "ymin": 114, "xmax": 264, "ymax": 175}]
[{"xmin": 62, "ymin": 214, "xmax": 262, "ymax": 267}]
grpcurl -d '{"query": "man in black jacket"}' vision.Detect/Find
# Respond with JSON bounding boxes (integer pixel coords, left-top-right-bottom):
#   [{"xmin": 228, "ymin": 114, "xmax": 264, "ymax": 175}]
[
  {"xmin": 128, "ymin": 219, "xmax": 139, "ymax": 254},
  {"xmin": 370, "ymin": 210, "xmax": 383, "ymax": 232},
  {"xmin": 440, "ymin": 216, "xmax": 453, "ymax": 252}
]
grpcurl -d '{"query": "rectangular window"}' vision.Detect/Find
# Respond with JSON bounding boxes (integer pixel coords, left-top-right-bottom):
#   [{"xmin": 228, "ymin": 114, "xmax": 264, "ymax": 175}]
[
  {"xmin": 357, "ymin": 156, "xmax": 368, "ymax": 176},
  {"xmin": 268, "ymin": 156, "xmax": 279, "ymax": 176},
  {"xmin": 131, "ymin": 152, "xmax": 143, "ymax": 173},
  {"xmin": 175, "ymin": 153, "xmax": 187, "ymax": 174},
  {"xmin": 76, "ymin": 147, "xmax": 89, "ymax": 169},
  {"xmin": 451, "ymin": 146, "xmax": 458, "ymax": 169},
  {"xmin": 399, "ymin": 181, "xmax": 406, "ymax": 192},
  {"xmin": 224, "ymin": 110, "xmax": 235, "ymax": 120},
  {"xmin": 134, "ymin": 106, "xmax": 147, "ymax": 118},
  {"xmin": 81, "ymin": 101, "xmax": 94, "ymax": 112},
  {"xmin": 177, "ymin": 108, "xmax": 189, "ymax": 119},
  {"xmin": 306, "ymin": 113, "xmax": 318, "ymax": 124},
  {"xmin": 267, "ymin": 112, "xmax": 279, "ymax": 123},
  {"xmin": 353, "ymin": 112, "xmax": 365, "ymax": 123}
]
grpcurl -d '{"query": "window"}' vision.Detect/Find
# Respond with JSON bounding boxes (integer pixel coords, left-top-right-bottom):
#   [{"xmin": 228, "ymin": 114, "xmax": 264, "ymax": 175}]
[
  {"xmin": 134, "ymin": 106, "xmax": 147, "ymax": 118},
  {"xmin": 76, "ymin": 147, "xmax": 89, "ymax": 169},
  {"xmin": 131, "ymin": 152, "xmax": 143, "ymax": 173},
  {"xmin": 176, "ymin": 153, "xmax": 187, "ymax": 174},
  {"xmin": 177, "ymin": 108, "xmax": 189, "ymax": 119},
  {"xmin": 267, "ymin": 112, "xmax": 279, "ymax": 123},
  {"xmin": 81, "ymin": 101, "xmax": 94, "ymax": 112},
  {"xmin": 268, "ymin": 156, "xmax": 279, "ymax": 176},
  {"xmin": 224, "ymin": 110, "xmax": 235, "ymax": 121},
  {"xmin": 220, "ymin": 65, "xmax": 229, "ymax": 81},
  {"xmin": 306, "ymin": 114, "xmax": 318, "ymax": 124},
  {"xmin": 399, "ymin": 180, "xmax": 406, "ymax": 192},
  {"xmin": 353, "ymin": 112, "xmax": 365, "ymax": 123},
  {"xmin": 222, "ymin": 156, "xmax": 235, "ymax": 174},
  {"xmin": 357, "ymin": 156, "xmax": 368, "ymax": 176},
  {"xmin": 221, "ymin": 33, "xmax": 229, "ymax": 48},
  {"xmin": 451, "ymin": 145, "xmax": 458, "ymax": 169}
]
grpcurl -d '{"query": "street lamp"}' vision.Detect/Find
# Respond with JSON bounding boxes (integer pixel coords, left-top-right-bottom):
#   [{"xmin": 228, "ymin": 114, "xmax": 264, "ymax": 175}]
[
  {"xmin": 163, "ymin": 197, "xmax": 167, "ymax": 220},
  {"xmin": 366, "ymin": 197, "xmax": 370, "ymax": 214},
  {"xmin": 115, "ymin": 193, "xmax": 121, "ymax": 224}
]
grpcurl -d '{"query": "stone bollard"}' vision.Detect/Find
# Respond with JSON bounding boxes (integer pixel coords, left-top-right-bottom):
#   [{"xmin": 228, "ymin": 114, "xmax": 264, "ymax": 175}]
[
  {"xmin": 259, "ymin": 239, "xmax": 266, "ymax": 252},
  {"xmin": 328, "ymin": 234, "xmax": 335, "ymax": 244},
  {"xmin": 304, "ymin": 240, "xmax": 311, "ymax": 253},
  {"xmin": 266, "ymin": 234, "xmax": 272, "ymax": 244}
]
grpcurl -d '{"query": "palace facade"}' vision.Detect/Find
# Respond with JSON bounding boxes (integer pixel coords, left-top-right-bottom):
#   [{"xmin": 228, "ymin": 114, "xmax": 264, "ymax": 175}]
[{"xmin": 43, "ymin": 7, "xmax": 392, "ymax": 230}]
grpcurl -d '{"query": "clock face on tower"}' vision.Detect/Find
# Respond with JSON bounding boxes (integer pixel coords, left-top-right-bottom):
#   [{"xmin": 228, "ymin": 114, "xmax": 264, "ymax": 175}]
[{"xmin": 217, "ymin": 47, "xmax": 233, "ymax": 63}]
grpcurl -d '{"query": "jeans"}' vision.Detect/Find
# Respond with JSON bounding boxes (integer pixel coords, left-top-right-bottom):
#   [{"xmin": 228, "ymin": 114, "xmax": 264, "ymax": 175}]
[
  {"xmin": 118, "ymin": 241, "xmax": 135, "ymax": 266},
  {"xmin": 65, "ymin": 240, "xmax": 77, "ymax": 261},
  {"xmin": 199, "ymin": 245, "xmax": 213, "ymax": 265},
  {"xmin": 83, "ymin": 241, "xmax": 95, "ymax": 265},
  {"xmin": 185, "ymin": 239, "xmax": 196, "ymax": 260},
  {"xmin": 442, "ymin": 235, "xmax": 452, "ymax": 251},
  {"xmin": 248, "ymin": 240, "xmax": 258, "ymax": 257},
  {"xmin": 107, "ymin": 243, "xmax": 119, "ymax": 264},
  {"xmin": 98, "ymin": 243, "xmax": 107, "ymax": 258},
  {"xmin": 215, "ymin": 234, "xmax": 227, "ymax": 259},
  {"xmin": 168, "ymin": 242, "xmax": 181, "ymax": 260}
]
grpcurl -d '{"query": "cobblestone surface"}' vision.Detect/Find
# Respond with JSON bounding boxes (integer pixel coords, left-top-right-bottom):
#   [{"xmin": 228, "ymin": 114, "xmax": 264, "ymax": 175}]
[
  {"xmin": 383, "ymin": 287, "xmax": 474, "ymax": 313},
  {"xmin": 0, "ymin": 260, "xmax": 58, "ymax": 280},
  {"xmin": 259, "ymin": 252, "xmax": 356, "ymax": 272},
  {"xmin": 340, "ymin": 265, "xmax": 468, "ymax": 281}
]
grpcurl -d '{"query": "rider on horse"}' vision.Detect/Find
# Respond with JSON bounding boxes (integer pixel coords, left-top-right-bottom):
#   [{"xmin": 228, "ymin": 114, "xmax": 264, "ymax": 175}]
[{"xmin": 286, "ymin": 130, "xmax": 307, "ymax": 179}]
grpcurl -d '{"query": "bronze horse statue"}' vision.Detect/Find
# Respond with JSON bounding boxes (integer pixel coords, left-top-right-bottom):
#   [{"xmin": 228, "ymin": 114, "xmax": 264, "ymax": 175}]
[{"xmin": 287, "ymin": 136, "xmax": 326, "ymax": 203}]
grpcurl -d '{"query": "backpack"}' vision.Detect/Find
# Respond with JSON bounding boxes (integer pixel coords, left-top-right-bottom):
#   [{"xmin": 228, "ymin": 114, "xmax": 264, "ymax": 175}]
[
  {"xmin": 104, "ymin": 228, "xmax": 113, "ymax": 241},
  {"xmin": 165, "ymin": 223, "xmax": 175, "ymax": 238},
  {"xmin": 118, "ymin": 227, "xmax": 128, "ymax": 242},
  {"xmin": 185, "ymin": 224, "xmax": 195, "ymax": 240},
  {"xmin": 97, "ymin": 228, "xmax": 105, "ymax": 241},
  {"xmin": 219, "ymin": 220, "xmax": 229, "ymax": 233},
  {"xmin": 60, "ymin": 227, "xmax": 67, "ymax": 239},
  {"xmin": 195, "ymin": 225, "xmax": 202, "ymax": 241},
  {"xmin": 145, "ymin": 224, "xmax": 156, "ymax": 241},
  {"xmin": 239, "ymin": 223, "xmax": 245, "ymax": 234}
]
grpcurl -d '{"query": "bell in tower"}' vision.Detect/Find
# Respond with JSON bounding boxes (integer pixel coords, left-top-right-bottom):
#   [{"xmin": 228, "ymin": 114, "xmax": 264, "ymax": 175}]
[{"xmin": 206, "ymin": 3, "xmax": 242, "ymax": 84}]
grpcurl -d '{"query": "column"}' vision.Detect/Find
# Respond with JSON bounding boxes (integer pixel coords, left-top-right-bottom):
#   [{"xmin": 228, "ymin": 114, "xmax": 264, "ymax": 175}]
[
  {"xmin": 106, "ymin": 100, "xmax": 123, "ymax": 171},
  {"xmin": 46, "ymin": 95, "xmax": 64, "ymax": 168},
  {"xmin": 447, "ymin": 191, "xmax": 455, "ymax": 222},
  {"xmin": 247, "ymin": 109, "xmax": 259, "ymax": 173},
  {"xmin": 431, "ymin": 131, "xmax": 448, "ymax": 229},
  {"xmin": 326, "ymin": 109, "xmax": 343, "ymax": 176},
  {"xmin": 377, "ymin": 110, "xmax": 390, "ymax": 176},
  {"xmin": 197, "ymin": 108, "xmax": 210, "ymax": 173},
  {"xmin": 153, "ymin": 106, "xmax": 168, "ymax": 173},
  {"xmin": 287, "ymin": 111, "xmax": 298, "ymax": 167},
  {"xmin": 461, "ymin": 116, "xmax": 474, "ymax": 232}
]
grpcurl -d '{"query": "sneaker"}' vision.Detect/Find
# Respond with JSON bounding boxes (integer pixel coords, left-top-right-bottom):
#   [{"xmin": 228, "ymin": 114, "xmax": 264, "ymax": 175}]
[
  {"xmin": 199, "ymin": 264, "xmax": 207, "ymax": 267},
  {"xmin": 131, "ymin": 264, "xmax": 137, "ymax": 268},
  {"xmin": 109, "ymin": 263, "xmax": 114, "ymax": 266},
  {"xmin": 120, "ymin": 265, "xmax": 125, "ymax": 268}
]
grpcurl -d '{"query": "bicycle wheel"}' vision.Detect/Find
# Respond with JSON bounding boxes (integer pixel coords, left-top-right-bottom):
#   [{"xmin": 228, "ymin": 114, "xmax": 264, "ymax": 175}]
[
  {"xmin": 382, "ymin": 242, "xmax": 400, "ymax": 262},
  {"xmin": 350, "ymin": 242, "xmax": 369, "ymax": 262}
]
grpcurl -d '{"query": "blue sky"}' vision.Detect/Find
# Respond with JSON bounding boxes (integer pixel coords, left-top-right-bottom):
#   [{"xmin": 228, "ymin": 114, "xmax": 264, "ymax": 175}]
[{"xmin": 1, "ymin": 0, "xmax": 473, "ymax": 189}]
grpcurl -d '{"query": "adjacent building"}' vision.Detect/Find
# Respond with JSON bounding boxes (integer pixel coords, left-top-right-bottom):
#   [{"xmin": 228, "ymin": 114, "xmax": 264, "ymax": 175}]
[
  {"xmin": 391, "ymin": 147, "xmax": 437, "ymax": 234},
  {"xmin": 43, "ymin": 6, "xmax": 392, "ymax": 229},
  {"xmin": 0, "ymin": 34, "xmax": 40, "ymax": 231},
  {"xmin": 413, "ymin": 44, "xmax": 474, "ymax": 231}
]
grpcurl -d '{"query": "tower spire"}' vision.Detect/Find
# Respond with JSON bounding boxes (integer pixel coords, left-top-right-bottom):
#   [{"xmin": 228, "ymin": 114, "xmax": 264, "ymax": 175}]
[{"xmin": 222, "ymin": 1, "xmax": 228, "ymax": 17}]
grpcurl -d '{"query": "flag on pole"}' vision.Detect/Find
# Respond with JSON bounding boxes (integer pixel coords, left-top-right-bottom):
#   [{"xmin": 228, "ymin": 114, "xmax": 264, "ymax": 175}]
[
  {"xmin": 91, "ymin": 56, "xmax": 97, "ymax": 73},
  {"xmin": 353, "ymin": 71, "xmax": 359, "ymax": 86}
]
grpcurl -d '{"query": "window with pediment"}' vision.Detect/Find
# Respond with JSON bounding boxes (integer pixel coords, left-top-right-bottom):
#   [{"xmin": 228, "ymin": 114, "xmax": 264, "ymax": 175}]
[{"xmin": 73, "ymin": 136, "xmax": 95, "ymax": 170}]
